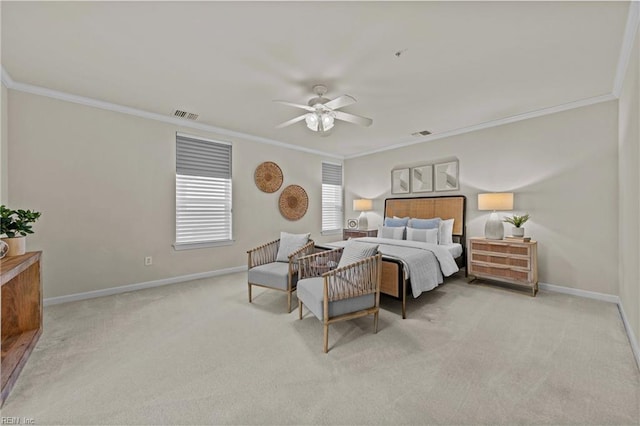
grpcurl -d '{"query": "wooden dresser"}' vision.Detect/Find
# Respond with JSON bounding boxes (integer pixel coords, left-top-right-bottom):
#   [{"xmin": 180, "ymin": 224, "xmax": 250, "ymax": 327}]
[
  {"xmin": 343, "ymin": 229, "xmax": 378, "ymax": 240},
  {"xmin": 467, "ymin": 238, "xmax": 538, "ymax": 296},
  {"xmin": 1, "ymin": 252, "xmax": 43, "ymax": 406}
]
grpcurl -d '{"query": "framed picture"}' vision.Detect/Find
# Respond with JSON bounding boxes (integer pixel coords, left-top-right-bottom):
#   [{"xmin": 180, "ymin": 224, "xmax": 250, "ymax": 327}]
[
  {"xmin": 391, "ymin": 168, "xmax": 410, "ymax": 194},
  {"xmin": 410, "ymin": 165, "xmax": 433, "ymax": 193},
  {"xmin": 434, "ymin": 160, "xmax": 459, "ymax": 191}
]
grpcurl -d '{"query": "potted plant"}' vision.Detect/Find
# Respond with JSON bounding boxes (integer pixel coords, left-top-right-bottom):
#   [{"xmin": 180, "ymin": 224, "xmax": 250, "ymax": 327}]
[
  {"xmin": 503, "ymin": 213, "xmax": 529, "ymax": 237},
  {"xmin": 1, "ymin": 205, "xmax": 42, "ymax": 256}
]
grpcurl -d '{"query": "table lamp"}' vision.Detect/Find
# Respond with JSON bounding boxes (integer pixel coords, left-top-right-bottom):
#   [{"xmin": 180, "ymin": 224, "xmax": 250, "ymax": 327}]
[
  {"xmin": 478, "ymin": 193, "xmax": 514, "ymax": 240},
  {"xmin": 353, "ymin": 199, "xmax": 373, "ymax": 230}
]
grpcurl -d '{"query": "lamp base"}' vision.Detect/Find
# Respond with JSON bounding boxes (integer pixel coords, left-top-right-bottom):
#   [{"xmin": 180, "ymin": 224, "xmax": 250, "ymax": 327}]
[
  {"xmin": 358, "ymin": 211, "xmax": 368, "ymax": 230},
  {"xmin": 484, "ymin": 212, "xmax": 504, "ymax": 240}
]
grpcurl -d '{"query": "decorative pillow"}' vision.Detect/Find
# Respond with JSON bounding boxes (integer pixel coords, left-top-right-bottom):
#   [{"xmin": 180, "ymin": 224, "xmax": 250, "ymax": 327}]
[
  {"xmin": 408, "ymin": 217, "xmax": 441, "ymax": 229},
  {"xmin": 337, "ymin": 240, "xmax": 379, "ymax": 269},
  {"xmin": 378, "ymin": 225, "xmax": 405, "ymax": 240},
  {"xmin": 384, "ymin": 216, "xmax": 409, "ymax": 227},
  {"xmin": 275, "ymin": 232, "xmax": 310, "ymax": 262},
  {"xmin": 438, "ymin": 219, "xmax": 455, "ymax": 245},
  {"xmin": 407, "ymin": 227, "xmax": 438, "ymax": 244}
]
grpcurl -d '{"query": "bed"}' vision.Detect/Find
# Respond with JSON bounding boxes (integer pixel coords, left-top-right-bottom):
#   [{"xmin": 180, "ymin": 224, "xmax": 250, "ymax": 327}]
[{"xmin": 319, "ymin": 195, "xmax": 466, "ymax": 319}]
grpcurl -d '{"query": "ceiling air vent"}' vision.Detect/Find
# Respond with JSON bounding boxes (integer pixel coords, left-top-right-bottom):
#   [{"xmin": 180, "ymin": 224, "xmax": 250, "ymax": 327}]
[
  {"xmin": 173, "ymin": 109, "xmax": 199, "ymax": 121},
  {"xmin": 412, "ymin": 130, "xmax": 432, "ymax": 137}
]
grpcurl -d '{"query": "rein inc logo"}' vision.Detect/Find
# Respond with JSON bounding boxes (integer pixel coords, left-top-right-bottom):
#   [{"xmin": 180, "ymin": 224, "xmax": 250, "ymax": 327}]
[{"xmin": 1, "ymin": 418, "xmax": 35, "ymax": 425}]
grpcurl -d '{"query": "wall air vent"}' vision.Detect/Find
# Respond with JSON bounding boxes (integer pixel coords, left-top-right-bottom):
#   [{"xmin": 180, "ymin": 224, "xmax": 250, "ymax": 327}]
[
  {"xmin": 411, "ymin": 130, "xmax": 432, "ymax": 137},
  {"xmin": 173, "ymin": 110, "xmax": 199, "ymax": 121}
]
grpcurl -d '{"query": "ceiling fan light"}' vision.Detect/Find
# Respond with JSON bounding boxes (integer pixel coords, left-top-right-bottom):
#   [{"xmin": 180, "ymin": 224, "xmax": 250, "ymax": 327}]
[
  {"xmin": 321, "ymin": 113, "xmax": 335, "ymax": 131},
  {"xmin": 305, "ymin": 113, "xmax": 319, "ymax": 131}
]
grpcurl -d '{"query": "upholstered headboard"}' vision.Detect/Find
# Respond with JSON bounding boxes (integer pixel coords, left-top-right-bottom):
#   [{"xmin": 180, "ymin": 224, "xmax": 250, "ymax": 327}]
[{"xmin": 384, "ymin": 195, "xmax": 466, "ymax": 242}]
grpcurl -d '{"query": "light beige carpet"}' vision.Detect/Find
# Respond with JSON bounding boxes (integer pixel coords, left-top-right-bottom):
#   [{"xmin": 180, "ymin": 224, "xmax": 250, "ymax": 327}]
[{"xmin": 2, "ymin": 272, "xmax": 639, "ymax": 425}]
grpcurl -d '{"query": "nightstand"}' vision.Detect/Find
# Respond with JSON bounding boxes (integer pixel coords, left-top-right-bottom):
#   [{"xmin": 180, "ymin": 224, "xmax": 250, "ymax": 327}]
[
  {"xmin": 343, "ymin": 229, "xmax": 378, "ymax": 240},
  {"xmin": 467, "ymin": 237, "xmax": 538, "ymax": 296}
]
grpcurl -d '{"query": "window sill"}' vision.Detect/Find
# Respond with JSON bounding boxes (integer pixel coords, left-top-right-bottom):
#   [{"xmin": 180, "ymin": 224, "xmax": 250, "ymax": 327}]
[
  {"xmin": 173, "ymin": 240, "xmax": 234, "ymax": 251},
  {"xmin": 321, "ymin": 230, "xmax": 342, "ymax": 236}
]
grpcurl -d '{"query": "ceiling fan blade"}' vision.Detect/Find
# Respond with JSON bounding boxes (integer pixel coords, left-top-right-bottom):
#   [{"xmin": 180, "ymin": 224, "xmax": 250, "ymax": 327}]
[
  {"xmin": 275, "ymin": 114, "xmax": 308, "ymax": 129},
  {"xmin": 273, "ymin": 100, "xmax": 315, "ymax": 112},
  {"xmin": 323, "ymin": 94, "xmax": 356, "ymax": 110},
  {"xmin": 333, "ymin": 110, "xmax": 373, "ymax": 127}
]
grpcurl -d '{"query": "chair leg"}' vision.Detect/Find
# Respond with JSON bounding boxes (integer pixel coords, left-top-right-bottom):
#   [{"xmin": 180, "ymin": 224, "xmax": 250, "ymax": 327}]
[
  {"xmin": 374, "ymin": 311, "xmax": 379, "ymax": 334},
  {"xmin": 323, "ymin": 324, "xmax": 329, "ymax": 353},
  {"xmin": 287, "ymin": 291, "xmax": 292, "ymax": 313},
  {"xmin": 298, "ymin": 300, "xmax": 303, "ymax": 320},
  {"xmin": 248, "ymin": 283, "xmax": 252, "ymax": 303}
]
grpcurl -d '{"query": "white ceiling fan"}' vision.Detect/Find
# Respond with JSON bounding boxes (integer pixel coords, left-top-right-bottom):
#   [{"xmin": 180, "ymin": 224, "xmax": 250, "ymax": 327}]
[{"xmin": 274, "ymin": 85, "xmax": 373, "ymax": 133}]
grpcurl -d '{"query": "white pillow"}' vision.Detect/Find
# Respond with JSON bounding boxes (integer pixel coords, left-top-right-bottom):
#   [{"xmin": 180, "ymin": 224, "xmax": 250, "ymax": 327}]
[
  {"xmin": 407, "ymin": 227, "xmax": 438, "ymax": 244},
  {"xmin": 438, "ymin": 219, "xmax": 455, "ymax": 245},
  {"xmin": 377, "ymin": 225, "xmax": 404, "ymax": 240},
  {"xmin": 337, "ymin": 240, "xmax": 379, "ymax": 269},
  {"xmin": 275, "ymin": 232, "xmax": 310, "ymax": 262}
]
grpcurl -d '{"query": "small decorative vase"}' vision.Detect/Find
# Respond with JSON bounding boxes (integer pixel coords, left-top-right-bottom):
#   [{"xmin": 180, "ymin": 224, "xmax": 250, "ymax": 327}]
[
  {"xmin": 0, "ymin": 240, "xmax": 8, "ymax": 259},
  {"xmin": 512, "ymin": 227, "xmax": 525, "ymax": 237},
  {"xmin": 2, "ymin": 237, "xmax": 26, "ymax": 256}
]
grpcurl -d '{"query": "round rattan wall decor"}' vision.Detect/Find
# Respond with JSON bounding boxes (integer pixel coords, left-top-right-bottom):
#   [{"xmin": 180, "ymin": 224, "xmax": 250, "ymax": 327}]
[
  {"xmin": 279, "ymin": 185, "xmax": 309, "ymax": 221},
  {"xmin": 254, "ymin": 161, "xmax": 283, "ymax": 193}
]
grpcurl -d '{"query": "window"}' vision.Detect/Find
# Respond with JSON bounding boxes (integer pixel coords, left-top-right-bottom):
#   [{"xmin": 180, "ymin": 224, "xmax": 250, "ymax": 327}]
[
  {"xmin": 322, "ymin": 162, "xmax": 343, "ymax": 234},
  {"xmin": 175, "ymin": 133, "xmax": 232, "ymax": 249}
]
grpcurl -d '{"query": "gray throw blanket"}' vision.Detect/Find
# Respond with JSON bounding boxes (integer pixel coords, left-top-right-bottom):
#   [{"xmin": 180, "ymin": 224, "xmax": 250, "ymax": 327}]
[{"xmin": 324, "ymin": 237, "xmax": 459, "ymax": 298}]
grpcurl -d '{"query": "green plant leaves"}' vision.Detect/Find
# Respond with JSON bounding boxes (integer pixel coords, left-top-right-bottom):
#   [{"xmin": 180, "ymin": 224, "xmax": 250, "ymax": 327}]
[
  {"xmin": 503, "ymin": 213, "xmax": 530, "ymax": 228},
  {"xmin": 0, "ymin": 205, "xmax": 42, "ymax": 238}
]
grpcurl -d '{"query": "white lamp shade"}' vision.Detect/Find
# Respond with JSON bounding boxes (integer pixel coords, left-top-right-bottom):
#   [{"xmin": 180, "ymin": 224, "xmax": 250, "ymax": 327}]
[
  {"xmin": 353, "ymin": 199, "xmax": 373, "ymax": 211},
  {"xmin": 478, "ymin": 193, "xmax": 514, "ymax": 211}
]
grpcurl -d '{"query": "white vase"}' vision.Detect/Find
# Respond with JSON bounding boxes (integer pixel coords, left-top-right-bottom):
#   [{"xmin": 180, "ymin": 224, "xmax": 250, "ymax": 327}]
[
  {"xmin": 512, "ymin": 227, "xmax": 525, "ymax": 237},
  {"xmin": 2, "ymin": 237, "xmax": 26, "ymax": 256}
]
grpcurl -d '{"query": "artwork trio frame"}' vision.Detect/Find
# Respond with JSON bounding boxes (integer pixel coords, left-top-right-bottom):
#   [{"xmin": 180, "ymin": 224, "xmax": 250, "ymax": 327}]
[{"xmin": 391, "ymin": 160, "xmax": 459, "ymax": 194}]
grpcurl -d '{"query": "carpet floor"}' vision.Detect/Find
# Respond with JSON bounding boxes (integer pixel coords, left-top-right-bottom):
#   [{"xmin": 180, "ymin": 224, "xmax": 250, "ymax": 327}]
[{"xmin": 2, "ymin": 271, "xmax": 639, "ymax": 425}]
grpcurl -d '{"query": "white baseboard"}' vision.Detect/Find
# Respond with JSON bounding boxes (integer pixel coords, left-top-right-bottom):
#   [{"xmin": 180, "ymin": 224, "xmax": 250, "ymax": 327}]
[
  {"xmin": 540, "ymin": 282, "xmax": 640, "ymax": 370},
  {"xmin": 43, "ymin": 265, "xmax": 247, "ymax": 306},
  {"xmin": 538, "ymin": 282, "xmax": 620, "ymax": 304},
  {"xmin": 617, "ymin": 301, "xmax": 640, "ymax": 371}
]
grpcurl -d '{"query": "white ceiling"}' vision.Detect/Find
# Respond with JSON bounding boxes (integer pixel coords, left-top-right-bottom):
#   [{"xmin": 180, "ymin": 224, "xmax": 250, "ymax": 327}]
[{"xmin": 1, "ymin": 1, "xmax": 631, "ymax": 158}]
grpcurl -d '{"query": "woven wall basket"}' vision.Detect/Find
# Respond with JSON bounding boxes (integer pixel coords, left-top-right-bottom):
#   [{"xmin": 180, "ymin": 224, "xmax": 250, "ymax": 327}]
[
  {"xmin": 254, "ymin": 161, "xmax": 283, "ymax": 193},
  {"xmin": 279, "ymin": 185, "xmax": 309, "ymax": 221}
]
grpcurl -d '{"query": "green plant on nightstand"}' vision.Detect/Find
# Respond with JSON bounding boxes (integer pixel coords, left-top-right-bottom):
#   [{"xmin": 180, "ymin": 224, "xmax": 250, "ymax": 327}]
[
  {"xmin": 503, "ymin": 213, "xmax": 529, "ymax": 237},
  {"xmin": 1, "ymin": 205, "xmax": 42, "ymax": 257}
]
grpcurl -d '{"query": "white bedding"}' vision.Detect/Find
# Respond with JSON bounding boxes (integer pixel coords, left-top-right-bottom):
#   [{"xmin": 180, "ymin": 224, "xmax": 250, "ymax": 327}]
[
  {"xmin": 442, "ymin": 243, "xmax": 463, "ymax": 258},
  {"xmin": 323, "ymin": 237, "xmax": 460, "ymax": 298}
]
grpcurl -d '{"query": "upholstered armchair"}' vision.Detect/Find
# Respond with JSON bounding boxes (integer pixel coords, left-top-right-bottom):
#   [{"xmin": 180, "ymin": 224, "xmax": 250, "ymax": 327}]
[
  {"xmin": 297, "ymin": 244, "xmax": 382, "ymax": 353},
  {"xmin": 247, "ymin": 233, "xmax": 315, "ymax": 312}
]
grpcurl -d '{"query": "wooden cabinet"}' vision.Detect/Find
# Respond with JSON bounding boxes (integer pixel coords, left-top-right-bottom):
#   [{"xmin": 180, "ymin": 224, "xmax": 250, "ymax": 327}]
[
  {"xmin": 343, "ymin": 229, "xmax": 378, "ymax": 240},
  {"xmin": 467, "ymin": 238, "xmax": 538, "ymax": 296},
  {"xmin": 1, "ymin": 252, "xmax": 43, "ymax": 407}
]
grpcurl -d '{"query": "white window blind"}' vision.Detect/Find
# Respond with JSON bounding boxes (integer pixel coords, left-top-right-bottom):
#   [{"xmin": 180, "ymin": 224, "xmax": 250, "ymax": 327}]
[
  {"xmin": 175, "ymin": 134, "xmax": 232, "ymax": 248},
  {"xmin": 322, "ymin": 162, "xmax": 343, "ymax": 233}
]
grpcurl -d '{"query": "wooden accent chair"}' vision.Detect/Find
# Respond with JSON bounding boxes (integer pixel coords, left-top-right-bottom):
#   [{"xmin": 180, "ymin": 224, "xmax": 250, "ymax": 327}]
[
  {"xmin": 247, "ymin": 238, "xmax": 315, "ymax": 312},
  {"xmin": 297, "ymin": 248, "xmax": 382, "ymax": 353}
]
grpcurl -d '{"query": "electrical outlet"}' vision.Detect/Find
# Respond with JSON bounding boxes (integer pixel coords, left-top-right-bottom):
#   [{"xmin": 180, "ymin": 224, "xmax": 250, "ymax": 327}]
[{"xmin": 144, "ymin": 256, "xmax": 153, "ymax": 266}]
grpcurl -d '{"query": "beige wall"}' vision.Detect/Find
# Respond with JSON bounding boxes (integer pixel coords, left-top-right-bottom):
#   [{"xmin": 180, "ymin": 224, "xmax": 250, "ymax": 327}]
[
  {"xmin": 8, "ymin": 90, "xmax": 340, "ymax": 298},
  {"xmin": 1, "ymin": 83, "xmax": 8, "ymax": 204},
  {"xmin": 618, "ymin": 28, "xmax": 640, "ymax": 346},
  {"xmin": 345, "ymin": 101, "xmax": 619, "ymax": 294}
]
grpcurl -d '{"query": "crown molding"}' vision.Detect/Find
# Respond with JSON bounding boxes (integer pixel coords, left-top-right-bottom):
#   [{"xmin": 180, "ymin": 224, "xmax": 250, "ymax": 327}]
[
  {"xmin": 613, "ymin": 0, "xmax": 640, "ymax": 98},
  {"xmin": 1, "ymin": 66, "xmax": 342, "ymax": 160},
  {"xmin": 3, "ymin": 68, "xmax": 618, "ymax": 162},
  {"xmin": 345, "ymin": 93, "xmax": 616, "ymax": 160},
  {"xmin": 1, "ymin": 67, "xmax": 15, "ymax": 88}
]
